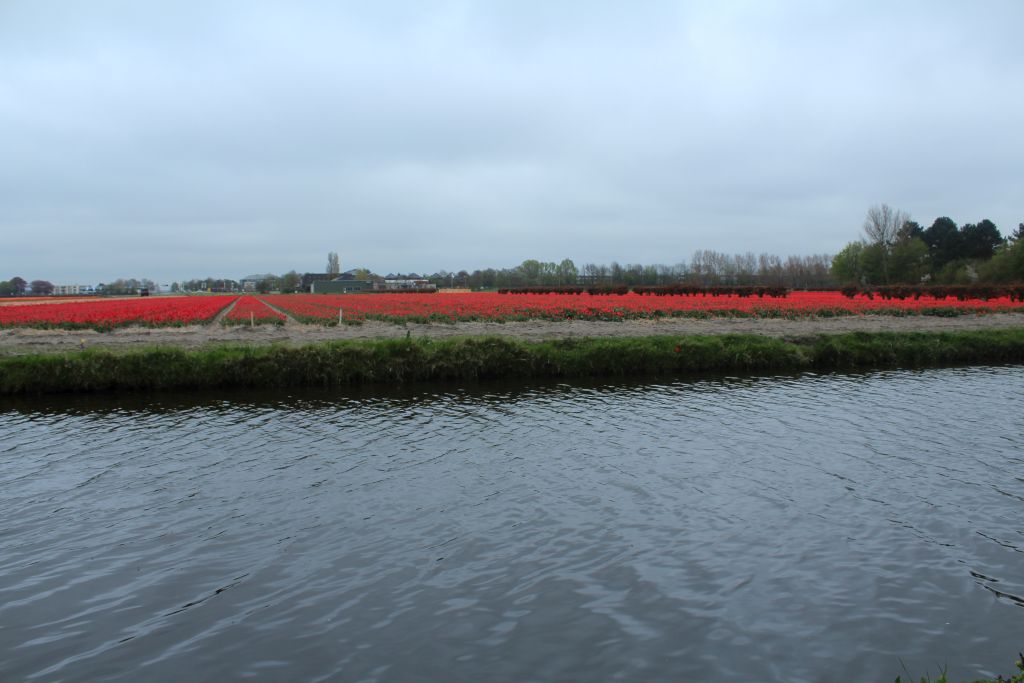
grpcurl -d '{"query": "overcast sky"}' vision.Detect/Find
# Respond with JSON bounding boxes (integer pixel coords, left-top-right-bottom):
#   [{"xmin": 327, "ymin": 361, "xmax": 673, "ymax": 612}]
[{"xmin": 2, "ymin": 1, "xmax": 1022, "ymax": 283}]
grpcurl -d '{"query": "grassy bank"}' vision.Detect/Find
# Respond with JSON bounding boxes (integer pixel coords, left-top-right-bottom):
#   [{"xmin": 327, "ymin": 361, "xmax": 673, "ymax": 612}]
[
  {"xmin": 897, "ymin": 654, "xmax": 1024, "ymax": 683},
  {"xmin": 2, "ymin": 330, "xmax": 1024, "ymax": 395}
]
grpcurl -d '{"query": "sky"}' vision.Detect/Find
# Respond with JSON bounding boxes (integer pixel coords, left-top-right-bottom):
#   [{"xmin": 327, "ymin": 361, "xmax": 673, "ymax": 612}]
[{"xmin": 1, "ymin": 1, "xmax": 1022, "ymax": 284}]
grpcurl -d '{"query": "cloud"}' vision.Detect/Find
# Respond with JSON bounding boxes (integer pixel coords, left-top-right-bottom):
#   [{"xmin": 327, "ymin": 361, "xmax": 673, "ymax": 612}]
[{"xmin": 1, "ymin": 1, "xmax": 1022, "ymax": 282}]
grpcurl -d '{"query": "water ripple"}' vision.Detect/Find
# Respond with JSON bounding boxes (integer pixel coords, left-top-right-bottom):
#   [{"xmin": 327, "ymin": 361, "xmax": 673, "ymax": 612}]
[{"xmin": 0, "ymin": 366, "xmax": 1022, "ymax": 682}]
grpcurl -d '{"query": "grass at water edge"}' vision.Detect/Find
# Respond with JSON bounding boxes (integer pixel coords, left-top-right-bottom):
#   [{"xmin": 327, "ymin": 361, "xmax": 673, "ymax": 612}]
[{"xmin": 2, "ymin": 329, "xmax": 1024, "ymax": 395}]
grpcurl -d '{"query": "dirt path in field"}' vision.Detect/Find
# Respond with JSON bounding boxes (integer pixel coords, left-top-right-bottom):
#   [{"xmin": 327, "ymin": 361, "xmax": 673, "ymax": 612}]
[
  {"xmin": 259, "ymin": 299, "xmax": 300, "ymax": 325},
  {"xmin": 1, "ymin": 313, "xmax": 1022, "ymax": 355},
  {"xmin": 211, "ymin": 298, "xmax": 240, "ymax": 324}
]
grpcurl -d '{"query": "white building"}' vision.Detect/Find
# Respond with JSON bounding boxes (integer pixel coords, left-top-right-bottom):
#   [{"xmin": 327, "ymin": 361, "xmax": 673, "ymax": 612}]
[
  {"xmin": 51, "ymin": 284, "xmax": 96, "ymax": 295},
  {"xmin": 375, "ymin": 279, "xmax": 436, "ymax": 291}
]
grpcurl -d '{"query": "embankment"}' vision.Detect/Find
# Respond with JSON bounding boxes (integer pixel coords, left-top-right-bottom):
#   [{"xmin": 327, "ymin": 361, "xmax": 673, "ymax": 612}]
[{"xmin": 2, "ymin": 329, "xmax": 1024, "ymax": 395}]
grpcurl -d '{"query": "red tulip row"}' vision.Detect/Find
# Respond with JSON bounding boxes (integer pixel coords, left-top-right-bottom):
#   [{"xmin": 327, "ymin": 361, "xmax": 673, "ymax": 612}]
[
  {"xmin": 498, "ymin": 285, "xmax": 790, "ymax": 297},
  {"xmin": 632, "ymin": 285, "xmax": 790, "ymax": 298},
  {"xmin": 222, "ymin": 296, "xmax": 286, "ymax": 325},
  {"xmin": 258, "ymin": 295, "xmax": 343, "ymax": 324},
  {"xmin": 2, "ymin": 291, "xmax": 1021, "ymax": 330},
  {"xmin": 840, "ymin": 284, "xmax": 1024, "ymax": 301},
  {"xmin": 498, "ymin": 286, "xmax": 630, "ymax": 295},
  {"xmin": 258, "ymin": 291, "xmax": 1024, "ymax": 325},
  {"xmin": 0, "ymin": 295, "xmax": 237, "ymax": 330}
]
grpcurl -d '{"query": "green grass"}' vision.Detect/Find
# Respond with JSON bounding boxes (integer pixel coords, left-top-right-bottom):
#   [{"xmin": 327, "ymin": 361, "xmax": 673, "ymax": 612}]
[
  {"xmin": 896, "ymin": 653, "xmax": 1024, "ymax": 683},
  {"xmin": 1, "ymin": 329, "xmax": 1024, "ymax": 395}
]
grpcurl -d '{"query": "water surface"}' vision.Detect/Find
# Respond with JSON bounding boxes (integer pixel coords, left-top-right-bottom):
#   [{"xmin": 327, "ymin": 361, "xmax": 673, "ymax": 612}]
[{"xmin": 1, "ymin": 367, "xmax": 1022, "ymax": 682}]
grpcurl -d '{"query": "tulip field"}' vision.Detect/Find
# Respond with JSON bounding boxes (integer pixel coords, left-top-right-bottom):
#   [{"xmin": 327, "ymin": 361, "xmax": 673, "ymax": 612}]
[
  {"xmin": 0, "ymin": 295, "xmax": 237, "ymax": 330},
  {"xmin": 262, "ymin": 291, "xmax": 1024, "ymax": 323},
  {"xmin": 222, "ymin": 296, "xmax": 285, "ymax": 325},
  {"xmin": 2, "ymin": 291, "xmax": 1022, "ymax": 331}
]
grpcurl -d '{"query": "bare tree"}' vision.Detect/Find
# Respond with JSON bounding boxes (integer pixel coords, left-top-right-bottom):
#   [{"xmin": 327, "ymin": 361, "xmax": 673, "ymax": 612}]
[
  {"xmin": 863, "ymin": 204, "xmax": 908, "ymax": 247},
  {"xmin": 734, "ymin": 252, "xmax": 757, "ymax": 285},
  {"xmin": 326, "ymin": 252, "xmax": 340, "ymax": 275},
  {"xmin": 758, "ymin": 253, "xmax": 784, "ymax": 286},
  {"xmin": 863, "ymin": 204, "xmax": 910, "ymax": 284}
]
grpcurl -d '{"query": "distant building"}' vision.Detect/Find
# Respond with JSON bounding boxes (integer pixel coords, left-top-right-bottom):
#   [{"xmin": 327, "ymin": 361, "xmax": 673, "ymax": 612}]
[
  {"xmin": 52, "ymin": 284, "xmax": 95, "ymax": 295},
  {"xmin": 301, "ymin": 273, "xmax": 333, "ymax": 292},
  {"xmin": 303, "ymin": 270, "xmax": 373, "ymax": 292},
  {"xmin": 311, "ymin": 278, "xmax": 375, "ymax": 294},
  {"xmin": 241, "ymin": 274, "xmax": 276, "ymax": 292},
  {"xmin": 312, "ymin": 279, "xmax": 373, "ymax": 294},
  {"xmin": 376, "ymin": 279, "xmax": 436, "ymax": 291}
]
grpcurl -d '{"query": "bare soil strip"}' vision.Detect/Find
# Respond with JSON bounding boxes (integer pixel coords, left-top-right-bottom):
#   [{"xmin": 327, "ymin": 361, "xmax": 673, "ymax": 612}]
[
  {"xmin": 255, "ymin": 298, "xmax": 299, "ymax": 325},
  {"xmin": 0, "ymin": 313, "xmax": 1022, "ymax": 355},
  {"xmin": 210, "ymin": 297, "xmax": 240, "ymax": 324}
]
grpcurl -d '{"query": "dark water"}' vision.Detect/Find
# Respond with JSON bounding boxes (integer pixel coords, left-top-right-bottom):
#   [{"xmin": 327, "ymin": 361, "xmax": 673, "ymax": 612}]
[{"xmin": 1, "ymin": 367, "xmax": 1022, "ymax": 683}]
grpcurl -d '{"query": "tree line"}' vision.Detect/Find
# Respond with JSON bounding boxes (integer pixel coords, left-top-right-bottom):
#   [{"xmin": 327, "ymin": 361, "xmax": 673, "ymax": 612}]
[
  {"xmin": 173, "ymin": 272, "xmax": 308, "ymax": 294},
  {"xmin": 226, "ymin": 251, "xmax": 836, "ymax": 294},
  {"xmin": 0, "ymin": 276, "xmax": 63, "ymax": 296},
  {"xmin": 0, "ymin": 276, "xmax": 31, "ymax": 296},
  {"xmin": 12, "ymin": 207, "xmax": 1019, "ymax": 300},
  {"xmin": 422, "ymin": 252, "xmax": 835, "ymax": 290},
  {"xmin": 97, "ymin": 278, "xmax": 158, "ymax": 295},
  {"xmin": 0, "ymin": 276, "xmax": 162, "ymax": 296},
  {"xmin": 832, "ymin": 204, "xmax": 1024, "ymax": 285}
]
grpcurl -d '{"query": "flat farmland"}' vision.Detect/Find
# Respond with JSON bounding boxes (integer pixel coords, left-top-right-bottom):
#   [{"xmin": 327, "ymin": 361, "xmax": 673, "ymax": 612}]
[
  {"xmin": 0, "ymin": 291, "xmax": 1022, "ymax": 355},
  {"xmin": 261, "ymin": 290, "xmax": 1024, "ymax": 323},
  {"xmin": 3, "ymin": 291, "xmax": 1024, "ymax": 331},
  {"xmin": 0, "ymin": 295, "xmax": 238, "ymax": 329}
]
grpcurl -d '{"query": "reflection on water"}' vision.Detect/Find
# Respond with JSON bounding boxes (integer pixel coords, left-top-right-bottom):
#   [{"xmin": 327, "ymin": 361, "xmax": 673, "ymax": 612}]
[{"xmin": 1, "ymin": 367, "xmax": 1022, "ymax": 682}]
